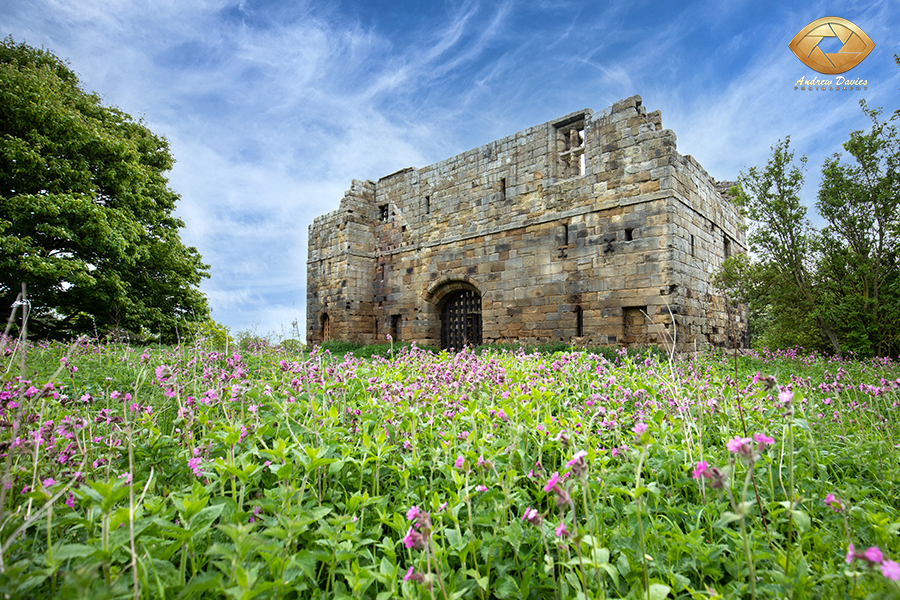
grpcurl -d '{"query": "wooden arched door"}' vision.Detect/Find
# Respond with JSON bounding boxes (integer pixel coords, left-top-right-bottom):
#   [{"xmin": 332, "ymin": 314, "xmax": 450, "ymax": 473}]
[{"xmin": 440, "ymin": 289, "xmax": 482, "ymax": 349}]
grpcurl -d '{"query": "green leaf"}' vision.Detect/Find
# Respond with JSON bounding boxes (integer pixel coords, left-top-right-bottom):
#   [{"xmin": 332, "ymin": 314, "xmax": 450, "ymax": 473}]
[
  {"xmin": 148, "ymin": 558, "xmax": 181, "ymax": 589},
  {"xmin": 444, "ymin": 528, "xmax": 465, "ymax": 550},
  {"xmin": 790, "ymin": 509, "xmax": 811, "ymax": 533},
  {"xmin": 494, "ymin": 575, "xmax": 517, "ymax": 599},
  {"xmin": 649, "ymin": 583, "xmax": 672, "ymax": 600},
  {"xmin": 53, "ymin": 543, "xmax": 97, "ymax": 561},
  {"xmin": 714, "ymin": 511, "xmax": 741, "ymax": 528},
  {"xmin": 176, "ymin": 573, "xmax": 223, "ymax": 600},
  {"xmin": 617, "ymin": 553, "xmax": 630, "ymax": 576},
  {"xmin": 190, "ymin": 503, "xmax": 225, "ymax": 534}
]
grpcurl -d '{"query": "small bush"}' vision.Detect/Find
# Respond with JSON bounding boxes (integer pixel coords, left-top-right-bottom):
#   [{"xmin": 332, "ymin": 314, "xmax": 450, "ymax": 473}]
[
  {"xmin": 187, "ymin": 319, "xmax": 232, "ymax": 350},
  {"xmin": 319, "ymin": 340, "xmax": 364, "ymax": 354},
  {"xmin": 278, "ymin": 338, "xmax": 305, "ymax": 354}
]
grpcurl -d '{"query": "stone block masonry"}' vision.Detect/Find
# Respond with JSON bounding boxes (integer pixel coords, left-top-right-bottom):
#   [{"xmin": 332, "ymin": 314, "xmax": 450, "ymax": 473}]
[{"xmin": 307, "ymin": 95, "xmax": 748, "ymax": 351}]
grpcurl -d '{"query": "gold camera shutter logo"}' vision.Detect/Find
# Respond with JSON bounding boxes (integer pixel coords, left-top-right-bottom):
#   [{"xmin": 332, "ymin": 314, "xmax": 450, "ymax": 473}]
[{"xmin": 789, "ymin": 17, "xmax": 874, "ymax": 74}]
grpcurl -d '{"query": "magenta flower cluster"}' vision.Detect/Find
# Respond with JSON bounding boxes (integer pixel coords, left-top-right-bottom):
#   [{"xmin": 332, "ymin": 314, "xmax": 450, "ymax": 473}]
[{"xmin": 846, "ymin": 544, "xmax": 900, "ymax": 581}]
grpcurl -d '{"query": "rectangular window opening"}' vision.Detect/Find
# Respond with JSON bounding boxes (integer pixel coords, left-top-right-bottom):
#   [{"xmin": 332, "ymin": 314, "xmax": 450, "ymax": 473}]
[
  {"xmin": 724, "ymin": 235, "xmax": 732, "ymax": 259},
  {"xmin": 624, "ymin": 228, "xmax": 634, "ymax": 241},
  {"xmin": 500, "ymin": 178, "xmax": 506, "ymax": 201},
  {"xmin": 391, "ymin": 315, "xmax": 401, "ymax": 341},
  {"xmin": 554, "ymin": 116, "xmax": 586, "ymax": 179},
  {"xmin": 379, "ymin": 204, "xmax": 389, "ymax": 221},
  {"xmin": 425, "ymin": 195, "xmax": 430, "ymax": 214},
  {"xmin": 575, "ymin": 306, "xmax": 584, "ymax": 337},
  {"xmin": 690, "ymin": 234, "xmax": 695, "ymax": 257}
]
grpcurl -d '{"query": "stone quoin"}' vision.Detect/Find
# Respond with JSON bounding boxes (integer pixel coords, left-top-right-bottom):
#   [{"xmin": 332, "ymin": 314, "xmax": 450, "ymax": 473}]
[{"xmin": 307, "ymin": 95, "xmax": 748, "ymax": 351}]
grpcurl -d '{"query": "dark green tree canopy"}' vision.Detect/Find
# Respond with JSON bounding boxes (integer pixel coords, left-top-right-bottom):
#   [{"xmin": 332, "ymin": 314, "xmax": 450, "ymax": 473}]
[
  {"xmin": 0, "ymin": 37, "xmax": 210, "ymax": 341},
  {"xmin": 731, "ymin": 108, "xmax": 900, "ymax": 357}
]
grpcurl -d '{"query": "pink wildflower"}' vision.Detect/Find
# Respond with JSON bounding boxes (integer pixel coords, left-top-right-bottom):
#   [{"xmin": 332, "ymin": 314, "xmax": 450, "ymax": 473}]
[
  {"xmin": 454, "ymin": 455, "xmax": 465, "ymax": 469},
  {"xmin": 778, "ymin": 389, "xmax": 794, "ymax": 406},
  {"xmin": 824, "ymin": 493, "xmax": 844, "ymax": 512},
  {"xmin": 691, "ymin": 461, "xmax": 710, "ymax": 479},
  {"xmin": 406, "ymin": 506, "xmax": 421, "ymax": 521},
  {"xmin": 846, "ymin": 543, "xmax": 856, "ymax": 565},
  {"xmin": 542, "ymin": 472, "xmax": 561, "ymax": 492},
  {"xmin": 65, "ymin": 493, "xmax": 75, "ymax": 509},
  {"xmin": 881, "ymin": 560, "xmax": 900, "ymax": 581},
  {"xmin": 633, "ymin": 422, "xmax": 648, "ymax": 436},
  {"xmin": 753, "ymin": 433, "xmax": 775, "ymax": 447},
  {"xmin": 402, "ymin": 526, "xmax": 425, "ymax": 550},
  {"xmin": 726, "ymin": 436, "xmax": 753, "ymax": 454},
  {"xmin": 555, "ymin": 521, "xmax": 570, "ymax": 538},
  {"xmin": 865, "ymin": 546, "xmax": 884, "ymax": 564},
  {"xmin": 522, "ymin": 507, "xmax": 542, "ymax": 526},
  {"xmin": 566, "ymin": 450, "xmax": 588, "ymax": 468},
  {"xmin": 475, "ymin": 484, "xmax": 487, "ymax": 492}
]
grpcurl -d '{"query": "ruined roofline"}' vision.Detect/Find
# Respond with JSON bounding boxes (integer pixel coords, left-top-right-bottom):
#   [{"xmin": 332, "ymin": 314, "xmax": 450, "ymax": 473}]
[
  {"xmin": 310, "ymin": 96, "xmax": 654, "ymax": 227},
  {"xmin": 310, "ymin": 94, "xmax": 741, "ymax": 229}
]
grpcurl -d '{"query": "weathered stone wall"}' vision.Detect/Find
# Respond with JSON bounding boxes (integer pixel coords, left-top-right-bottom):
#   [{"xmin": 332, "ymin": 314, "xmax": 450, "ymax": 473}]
[{"xmin": 307, "ymin": 95, "xmax": 748, "ymax": 350}]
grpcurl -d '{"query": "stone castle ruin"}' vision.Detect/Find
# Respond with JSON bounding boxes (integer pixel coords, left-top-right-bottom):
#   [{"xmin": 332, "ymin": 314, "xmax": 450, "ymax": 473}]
[{"xmin": 307, "ymin": 95, "xmax": 748, "ymax": 351}]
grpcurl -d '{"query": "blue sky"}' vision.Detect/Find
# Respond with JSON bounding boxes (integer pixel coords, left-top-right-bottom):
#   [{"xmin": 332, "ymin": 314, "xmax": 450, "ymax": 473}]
[{"xmin": 3, "ymin": 0, "xmax": 898, "ymax": 339}]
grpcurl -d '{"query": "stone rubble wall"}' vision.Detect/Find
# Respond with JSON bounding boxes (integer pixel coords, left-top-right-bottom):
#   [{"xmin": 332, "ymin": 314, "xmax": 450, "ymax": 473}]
[{"xmin": 307, "ymin": 95, "xmax": 748, "ymax": 350}]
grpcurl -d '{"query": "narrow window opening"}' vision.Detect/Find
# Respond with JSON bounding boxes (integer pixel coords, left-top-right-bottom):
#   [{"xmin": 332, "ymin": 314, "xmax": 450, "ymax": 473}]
[
  {"xmin": 374, "ymin": 318, "xmax": 378, "ymax": 338},
  {"xmin": 379, "ymin": 204, "xmax": 389, "ymax": 221},
  {"xmin": 425, "ymin": 195, "xmax": 430, "ymax": 213},
  {"xmin": 500, "ymin": 178, "xmax": 506, "ymax": 201},
  {"xmin": 690, "ymin": 234, "xmax": 695, "ymax": 257},
  {"xmin": 391, "ymin": 314, "xmax": 401, "ymax": 341},
  {"xmin": 563, "ymin": 223, "xmax": 569, "ymax": 245},
  {"xmin": 575, "ymin": 306, "xmax": 584, "ymax": 337},
  {"xmin": 554, "ymin": 117, "xmax": 586, "ymax": 179},
  {"xmin": 724, "ymin": 235, "xmax": 732, "ymax": 259},
  {"xmin": 624, "ymin": 228, "xmax": 634, "ymax": 241}
]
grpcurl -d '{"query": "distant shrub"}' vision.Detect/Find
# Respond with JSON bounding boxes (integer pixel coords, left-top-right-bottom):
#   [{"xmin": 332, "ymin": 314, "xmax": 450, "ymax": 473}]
[
  {"xmin": 234, "ymin": 329, "xmax": 275, "ymax": 353},
  {"xmin": 188, "ymin": 319, "xmax": 232, "ymax": 351},
  {"xmin": 350, "ymin": 342, "xmax": 438, "ymax": 358},
  {"xmin": 319, "ymin": 340, "xmax": 364, "ymax": 354},
  {"xmin": 278, "ymin": 338, "xmax": 305, "ymax": 354}
]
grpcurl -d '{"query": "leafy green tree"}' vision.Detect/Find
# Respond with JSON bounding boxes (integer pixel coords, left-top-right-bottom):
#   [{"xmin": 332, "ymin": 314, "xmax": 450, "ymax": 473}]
[
  {"xmin": 816, "ymin": 104, "xmax": 900, "ymax": 356},
  {"xmin": 0, "ymin": 37, "xmax": 209, "ymax": 341},
  {"xmin": 735, "ymin": 138, "xmax": 841, "ymax": 353}
]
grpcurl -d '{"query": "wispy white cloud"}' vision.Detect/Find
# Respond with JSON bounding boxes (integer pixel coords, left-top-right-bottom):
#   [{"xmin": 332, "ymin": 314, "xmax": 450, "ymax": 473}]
[{"xmin": 3, "ymin": 0, "xmax": 897, "ymax": 338}]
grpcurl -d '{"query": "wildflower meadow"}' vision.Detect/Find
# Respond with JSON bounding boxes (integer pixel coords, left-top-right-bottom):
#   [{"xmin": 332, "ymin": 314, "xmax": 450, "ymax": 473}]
[{"xmin": 0, "ymin": 336, "xmax": 898, "ymax": 599}]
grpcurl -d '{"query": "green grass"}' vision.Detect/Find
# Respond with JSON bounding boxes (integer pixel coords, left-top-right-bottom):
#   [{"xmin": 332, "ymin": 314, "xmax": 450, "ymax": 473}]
[{"xmin": 0, "ymin": 337, "xmax": 898, "ymax": 599}]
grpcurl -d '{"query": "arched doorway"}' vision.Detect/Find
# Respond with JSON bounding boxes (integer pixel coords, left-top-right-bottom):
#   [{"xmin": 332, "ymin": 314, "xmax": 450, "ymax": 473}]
[
  {"xmin": 441, "ymin": 289, "xmax": 482, "ymax": 349},
  {"xmin": 322, "ymin": 313, "xmax": 331, "ymax": 341}
]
